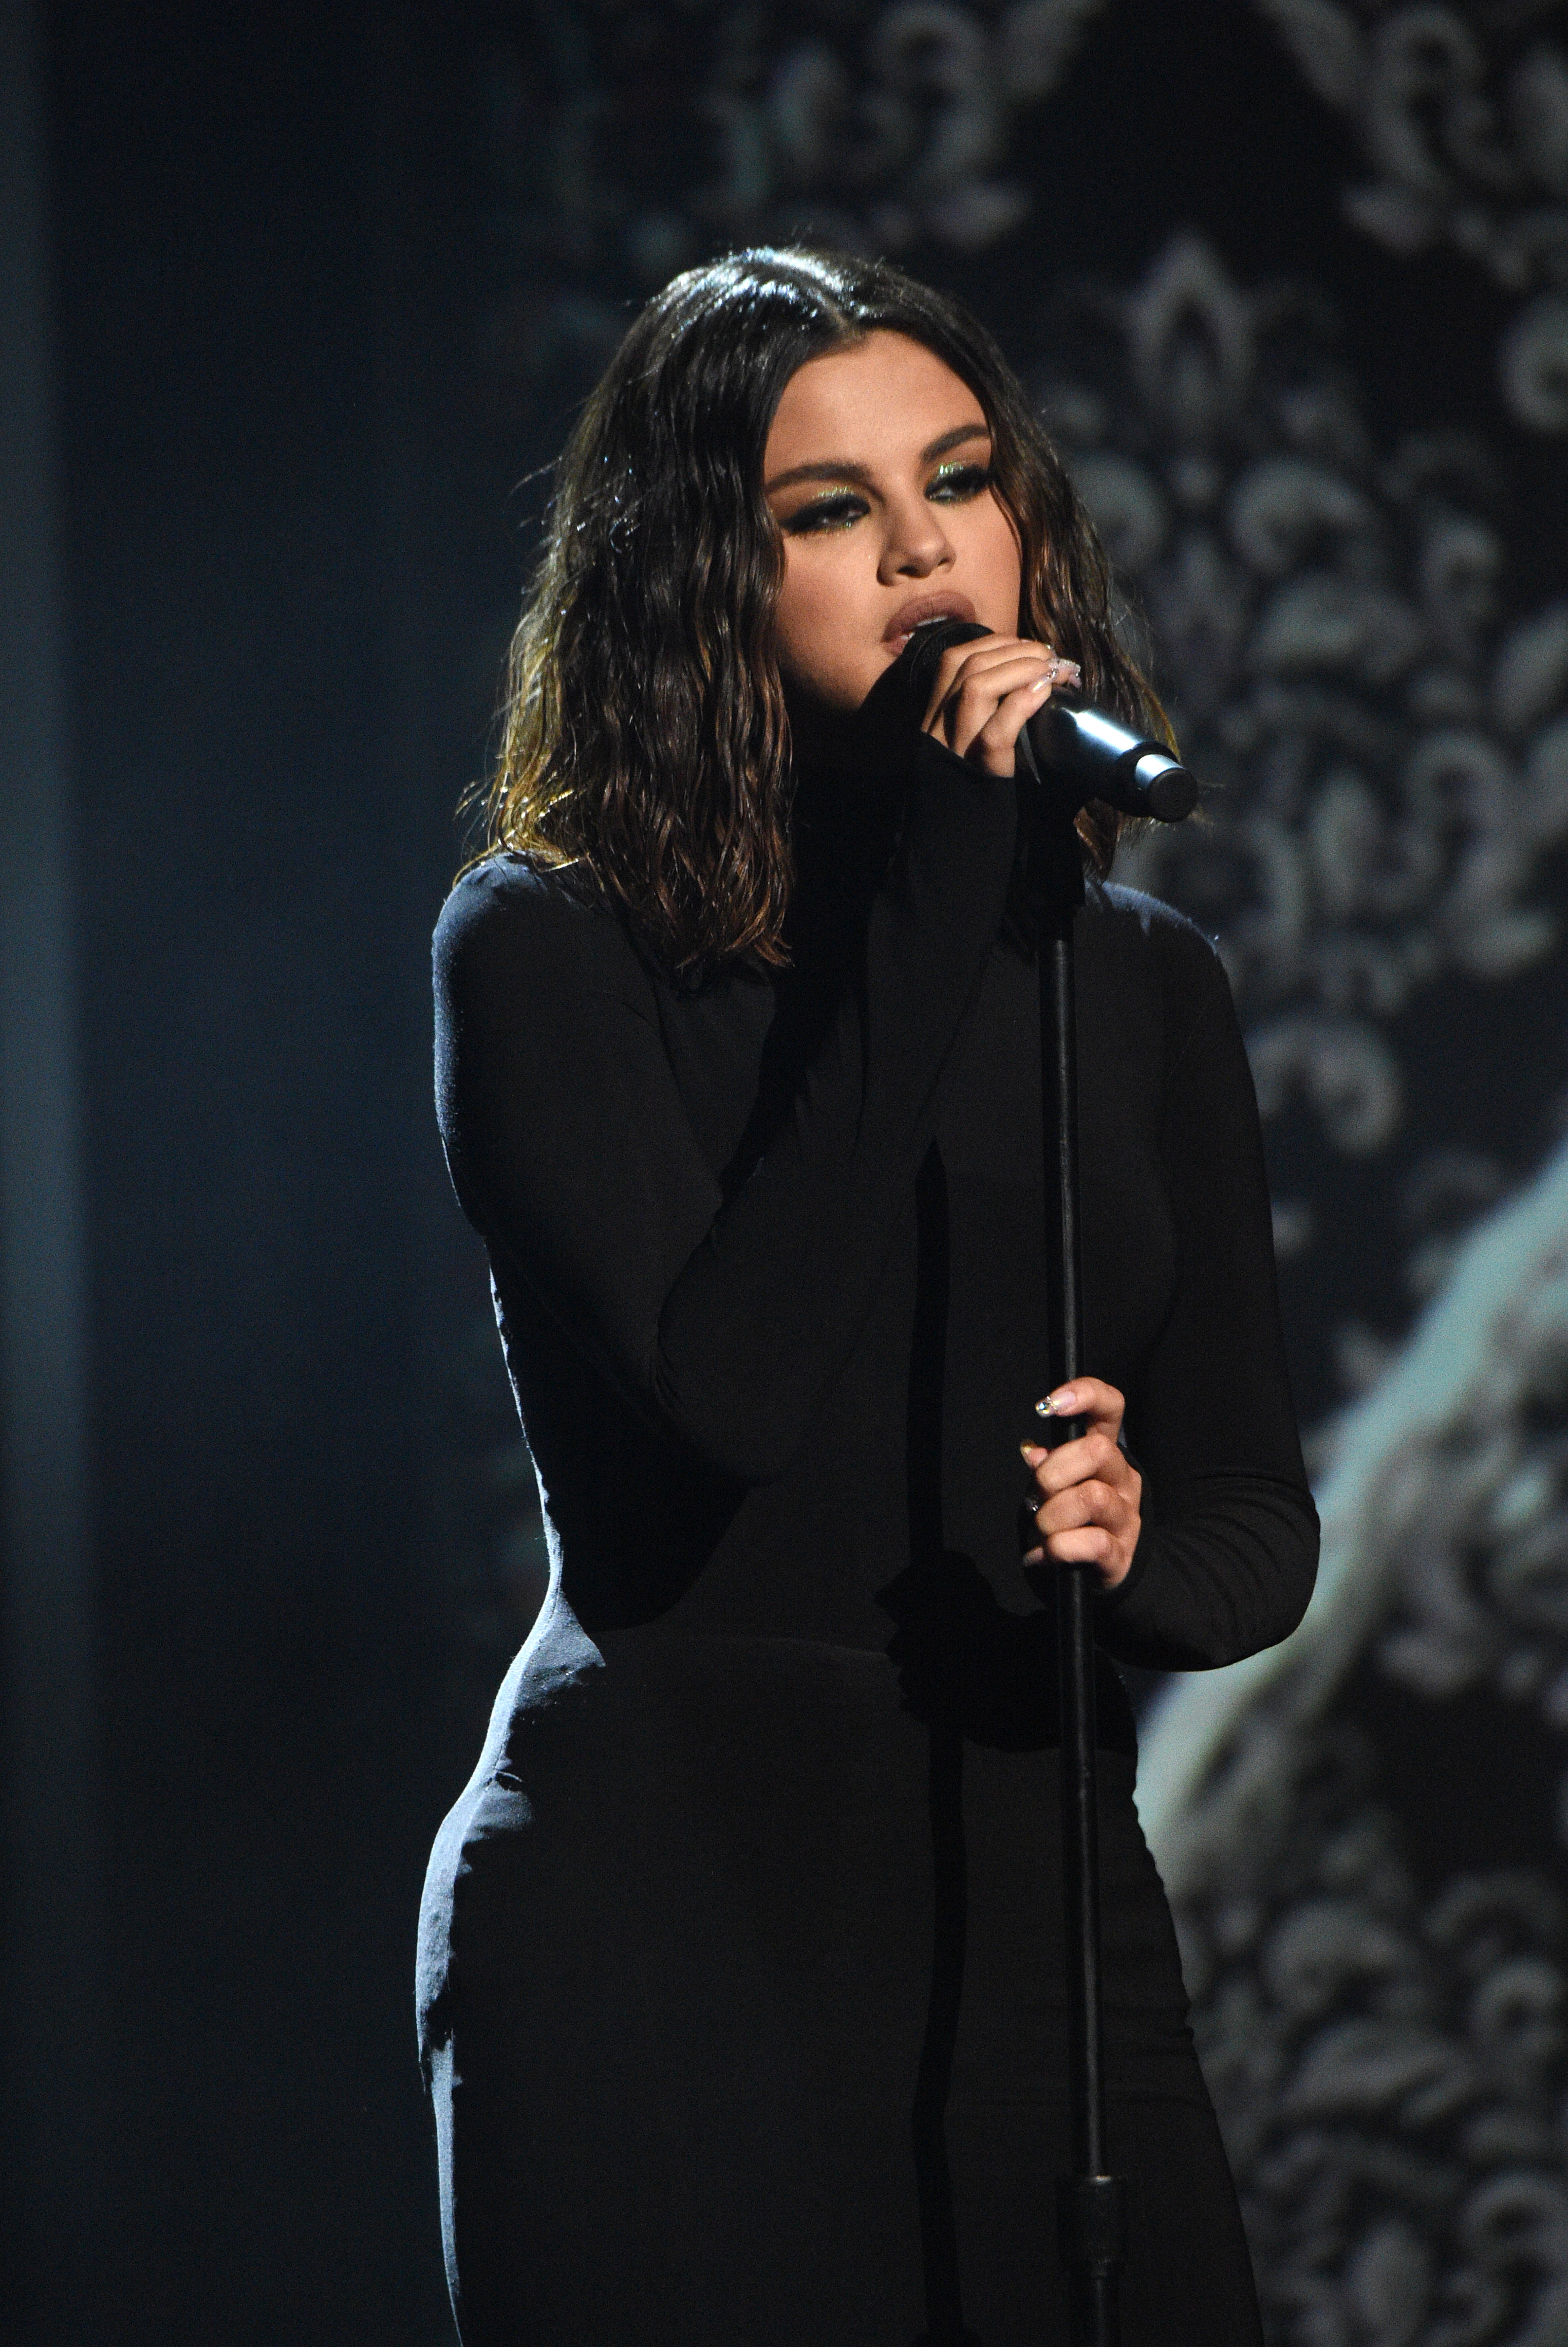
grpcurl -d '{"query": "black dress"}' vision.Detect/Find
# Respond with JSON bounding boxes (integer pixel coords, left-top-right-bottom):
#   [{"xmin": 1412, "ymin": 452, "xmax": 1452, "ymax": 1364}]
[{"xmin": 416, "ymin": 732, "xmax": 1318, "ymax": 2346}]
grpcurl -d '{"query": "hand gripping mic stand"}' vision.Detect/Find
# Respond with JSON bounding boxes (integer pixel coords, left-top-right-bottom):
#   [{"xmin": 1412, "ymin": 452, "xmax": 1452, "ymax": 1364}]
[{"xmin": 899, "ymin": 621, "xmax": 1196, "ymax": 2347}]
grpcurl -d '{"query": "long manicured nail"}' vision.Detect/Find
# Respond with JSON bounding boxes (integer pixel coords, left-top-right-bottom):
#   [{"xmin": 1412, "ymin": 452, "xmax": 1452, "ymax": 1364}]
[
  {"xmin": 1037, "ymin": 1387, "xmax": 1077, "ymax": 1418},
  {"xmin": 1020, "ymin": 1441, "xmax": 1046, "ymax": 1465},
  {"xmin": 1022, "ymin": 1546, "xmax": 1044, "ymax": 1566}
]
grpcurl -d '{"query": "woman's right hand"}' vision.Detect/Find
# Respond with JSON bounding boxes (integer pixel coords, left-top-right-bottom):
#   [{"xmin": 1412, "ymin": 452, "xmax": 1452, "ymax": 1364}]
[{"xmin": 921, "ymin": 634, "xmax": 1079, "ymax": 777}]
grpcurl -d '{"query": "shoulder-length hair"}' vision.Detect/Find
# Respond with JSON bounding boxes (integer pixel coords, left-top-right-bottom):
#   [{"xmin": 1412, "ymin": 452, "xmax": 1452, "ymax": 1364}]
[{"xmin": 479, "ymin": 246, "xmax": 1161, "ymax": 973}]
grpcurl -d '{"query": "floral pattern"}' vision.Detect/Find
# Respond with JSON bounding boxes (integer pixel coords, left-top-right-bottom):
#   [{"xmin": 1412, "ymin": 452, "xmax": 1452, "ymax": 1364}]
[
  {"xmin": 1252, "ymin": 0, "xmax": 1568, "ymax": 432},
  {"xmin": 1147, "ymin": 1135, "xmax": 1568, "ymax": 2343},
  {"xmin": 1036, "ymin": 233, "xmax": 1568, "ymax": 1198}
]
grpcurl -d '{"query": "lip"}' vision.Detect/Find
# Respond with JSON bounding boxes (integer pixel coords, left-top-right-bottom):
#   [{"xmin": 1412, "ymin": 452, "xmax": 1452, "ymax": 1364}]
[{"xmin": 882, "ymin": 590, "xmax": 979, "ymax": 654}]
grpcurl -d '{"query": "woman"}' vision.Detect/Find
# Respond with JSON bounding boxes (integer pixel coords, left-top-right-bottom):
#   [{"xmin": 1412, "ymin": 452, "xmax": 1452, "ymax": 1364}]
[{"xmin": 417, "ymin": 247, "xmax": 1317, "ymax": 2346}]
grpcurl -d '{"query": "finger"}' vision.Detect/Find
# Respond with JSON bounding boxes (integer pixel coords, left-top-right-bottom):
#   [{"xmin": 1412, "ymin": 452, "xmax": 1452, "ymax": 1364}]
[
  {"xmin": 1022, "ymin": 1492, "xmax": 1139, "ymax": 1582},
  {"xmin": 927, "ymin": 629, "xmax": 1075, "ymax": 674},
  {"xmin": 921, "ymin": 638, "xmax": 1079, "ymax": 733},
  {"xmin": 922, "ymin": 657, "xmax": 1053, "ymax": 748},
  {"xmin": 1025, "ymin": 1469, "xmax": 1138, "ymax": 1533},
  {"xmin": 1018, "ymin": 1521, "xmax": 1127, "ymax": 1558},
  {"xmin": 1021, "ymin": 1430, "xmax": 1137, "ymax": 1500},
  {"xmin": 1031, "ymin": 1479, "xmax": 1134, "ymax": 1538},
  {"xmin": 929, "ymin": 647, "xmax": 1079, "ymax": 728},
  {"xmin": 1034, "ymin": 1524, "xmax": 1122, "ymax": 1572},
  {"xmin": 1032, "ymin": 1379, "xmax": 1126, "ymax": 1440},
  {"xmin": 937, "ymin": 671, "xmax": 1075, "ymax": 776},
  {"xmin": 943, "ymin": 685, "xmax": 1051, "ymax": 774},
  {"xmin": 921, "ymin": 631, "xmax": 1033, "ymax": 703}
]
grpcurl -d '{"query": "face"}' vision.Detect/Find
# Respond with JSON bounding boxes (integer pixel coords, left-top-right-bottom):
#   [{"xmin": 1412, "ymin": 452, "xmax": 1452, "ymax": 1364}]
[{"xmin": 762, "ymin": 330, "xmax": 1023, "ymax": 714}]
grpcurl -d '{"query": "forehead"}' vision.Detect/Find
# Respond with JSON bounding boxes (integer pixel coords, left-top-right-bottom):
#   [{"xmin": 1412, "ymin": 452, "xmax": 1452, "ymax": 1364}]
[{"xmin": 765, "ymin": 331, "xmax": 986, "ymax": 467}]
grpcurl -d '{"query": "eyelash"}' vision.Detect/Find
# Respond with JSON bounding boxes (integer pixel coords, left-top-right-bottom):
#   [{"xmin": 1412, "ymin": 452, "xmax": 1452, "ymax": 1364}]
[
  {"xmin": 782, "ymin": 462, "xmax": 994, "ymax": 535},
  {"xmin": 930, "ymin": 461, "xmax": 992, "ymax": 502}
]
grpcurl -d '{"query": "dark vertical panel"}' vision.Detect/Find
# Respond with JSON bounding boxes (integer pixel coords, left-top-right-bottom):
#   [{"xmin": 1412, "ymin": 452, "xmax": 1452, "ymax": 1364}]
[
  {"xmin": 45, "ymin": 2, "xmax": 471, "ymax": 2334},
  {"xmin": 0, "ymin": 0, "xmax": 100, "ymax": 2337}
]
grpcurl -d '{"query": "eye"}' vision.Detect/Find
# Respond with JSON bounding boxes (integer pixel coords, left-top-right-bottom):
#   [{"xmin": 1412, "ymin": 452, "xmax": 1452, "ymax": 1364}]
[
  {"xmin": 928, "ymin": 461, "xmax": 993, "ymax": 503},
  {"xmin": 781, "ymin": 491, "xmax": 869, "ymax": 535}
]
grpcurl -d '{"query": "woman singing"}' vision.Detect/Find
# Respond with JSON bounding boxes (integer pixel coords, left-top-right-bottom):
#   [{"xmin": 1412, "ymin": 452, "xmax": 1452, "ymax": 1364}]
[{"xmin": 416, "ymin": 247, "xmax": 1317, "ymax": 2346}]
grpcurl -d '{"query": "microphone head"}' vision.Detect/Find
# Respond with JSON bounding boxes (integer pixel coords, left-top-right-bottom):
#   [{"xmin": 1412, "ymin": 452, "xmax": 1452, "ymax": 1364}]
[
  {"xmin": 1137, "ymin": 754, "xmax": 1198, "ymax": 823},
  {"xmin": 1030, "ymin": 695, "xmax": 1199, "ymax": 824},
  {"xmin": 895, "ymin": 615, "xmax": 991, "ymax": 726}
]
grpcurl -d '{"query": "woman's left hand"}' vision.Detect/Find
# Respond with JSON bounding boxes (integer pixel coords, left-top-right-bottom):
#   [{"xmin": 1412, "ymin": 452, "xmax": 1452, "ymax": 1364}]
[{"xmin": 1020, "ymin": 1377, "xmax": 1142, "ymax": 1589}]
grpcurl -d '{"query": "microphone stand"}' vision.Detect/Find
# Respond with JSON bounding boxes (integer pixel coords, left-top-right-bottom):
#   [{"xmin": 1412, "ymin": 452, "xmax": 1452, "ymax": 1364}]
[
  {"xmin": 1025, "ymin": 800, "xmax": 1125, "ymax": 2347},
  {"xmin": 1019, "ymin": 740, "xmax": 1189, "ymax": 2347},
  {"xmin": 890, "ymin": 620, "xmax": 1196, "ymax": 2347}
]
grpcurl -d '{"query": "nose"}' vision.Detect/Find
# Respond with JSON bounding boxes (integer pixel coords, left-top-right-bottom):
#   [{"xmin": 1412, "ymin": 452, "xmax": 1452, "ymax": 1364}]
[{"xmin": 877, "ymin": 489, "xmax": 954, "ymax": 581}]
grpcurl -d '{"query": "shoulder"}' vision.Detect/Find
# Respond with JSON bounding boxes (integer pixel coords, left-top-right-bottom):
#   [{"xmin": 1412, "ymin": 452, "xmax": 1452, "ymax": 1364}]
[
  {"xmin": 435, "ymin": 851, "xmax": 606, "ymax": 961},
  {"xmin": 434, "ymin": 853, "xmax": 655, "ymax": 1017},
  {"xmin": 1081, "ymin": 880, "xmax": 1238, "ymax": 1059},
  {"xmin": 1090, "ymin": 878, "xmax": 1230, "ymax": 992},
  {"xmin": 1089, "ymin": 880, "xmax": 1218, "ymax": 967}
]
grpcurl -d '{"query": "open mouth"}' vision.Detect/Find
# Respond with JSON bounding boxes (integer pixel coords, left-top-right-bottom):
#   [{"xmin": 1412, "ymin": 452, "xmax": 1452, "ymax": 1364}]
[{"xmin": 882, "ymin": 592, "xmax": 978, "ymax": 656}]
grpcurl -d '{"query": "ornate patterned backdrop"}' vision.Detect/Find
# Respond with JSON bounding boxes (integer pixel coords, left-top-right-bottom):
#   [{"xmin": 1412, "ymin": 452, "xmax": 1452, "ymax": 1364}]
[{"xmin": 452, "ymin": 7, "xmax": 1568, "ymax": 2338}]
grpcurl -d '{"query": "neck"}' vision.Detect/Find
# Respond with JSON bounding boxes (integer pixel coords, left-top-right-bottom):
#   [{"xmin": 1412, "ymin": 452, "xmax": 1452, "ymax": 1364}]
[
  {"xmin": 783, "ymin": 687, "xmax": 857, "ymax": 781},
  {"xmin": 785, "ymin": 680, "xmax": 915, "ymax": 792}
]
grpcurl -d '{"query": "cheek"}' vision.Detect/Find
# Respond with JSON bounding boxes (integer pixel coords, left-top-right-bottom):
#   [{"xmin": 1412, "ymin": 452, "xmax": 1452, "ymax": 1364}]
[
  {"xmin": 772, "ymin": 561, "xmax": 817, "ymax": 673},
  {"xmin": 972, "ymin": 500, "xmax": 1023, "ymax": 612},
  {"xmin": 774, "ymin": 551, "xmax": 871, "ymax": 697}
]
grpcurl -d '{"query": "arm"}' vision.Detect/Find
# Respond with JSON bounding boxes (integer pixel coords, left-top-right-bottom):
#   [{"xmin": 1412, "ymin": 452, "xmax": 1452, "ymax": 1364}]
[
  {"xmin": 1020, "ymin": 918, "xmax": 1319, "ymax": 1669},
  {"xmin": 436, "ymin": 736, "xmax": 1017, "ymax": 1485},
  {"xmin": 1095, "ymin": 926, "xmax": 1319, "ymax": 1668}
]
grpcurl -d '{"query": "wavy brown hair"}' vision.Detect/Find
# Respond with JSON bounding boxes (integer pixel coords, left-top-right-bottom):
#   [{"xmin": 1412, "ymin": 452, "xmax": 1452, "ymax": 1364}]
[{"xmin": 479, "ymin": 247, "xmax": 1162, "ymax": 972}]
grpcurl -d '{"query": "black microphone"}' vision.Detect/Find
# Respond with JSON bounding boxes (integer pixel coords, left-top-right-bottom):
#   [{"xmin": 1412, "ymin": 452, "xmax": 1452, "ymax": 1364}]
[{"xmin": 898, "ymin": 617, "xmax": 1197, "ymax": 824}]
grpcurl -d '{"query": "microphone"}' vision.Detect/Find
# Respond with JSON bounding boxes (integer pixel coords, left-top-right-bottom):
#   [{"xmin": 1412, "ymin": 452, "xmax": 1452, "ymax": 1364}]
[{"xmin": 898, "ymin": 617, "xmax": 1197, "ymax": 824}]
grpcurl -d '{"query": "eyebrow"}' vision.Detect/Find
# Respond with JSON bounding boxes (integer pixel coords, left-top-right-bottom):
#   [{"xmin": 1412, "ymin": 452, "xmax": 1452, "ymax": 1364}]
[{"xmin": 763, "ymin": 420, "xmax": 992, "ymax": 495}]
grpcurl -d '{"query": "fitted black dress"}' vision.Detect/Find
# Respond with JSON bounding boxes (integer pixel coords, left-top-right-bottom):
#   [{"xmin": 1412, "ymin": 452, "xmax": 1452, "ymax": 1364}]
[{"xmin": 416, "ymin": 731, "xmax": 1318, "ymax": 2346}]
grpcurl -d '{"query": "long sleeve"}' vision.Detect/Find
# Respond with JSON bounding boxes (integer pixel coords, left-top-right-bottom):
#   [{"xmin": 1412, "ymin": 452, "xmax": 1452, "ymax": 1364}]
[
  {"xmin": 1095, "ymin": 911, "xmax": 1319, "ymax": 1670},
  {"xmin": 435, "ymin": 736, "xmax": 1017, "ymax": 1486}
]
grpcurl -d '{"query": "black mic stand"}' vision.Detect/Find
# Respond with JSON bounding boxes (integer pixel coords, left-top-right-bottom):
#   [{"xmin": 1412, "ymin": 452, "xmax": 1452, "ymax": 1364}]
[
  {"xmin": 893, "ymin": 620, "xmax": 1197, "ymax": 2347},
  {"xmin": 1021, "ymin": 740, "xmax": 1194, "ymax": 2347},
  {"xmin": 1025, "ymin": 796, "xmax": 1124, "ymax": 2347}
]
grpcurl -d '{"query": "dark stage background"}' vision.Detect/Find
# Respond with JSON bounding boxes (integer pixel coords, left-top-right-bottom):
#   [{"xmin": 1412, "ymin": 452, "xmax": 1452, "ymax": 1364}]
[{"xmin": 4, "ymin": 2, "xmax": 1567, "ymax": 2340}]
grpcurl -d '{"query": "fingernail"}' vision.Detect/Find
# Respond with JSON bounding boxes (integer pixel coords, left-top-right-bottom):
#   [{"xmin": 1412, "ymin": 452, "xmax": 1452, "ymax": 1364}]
[
  {"xmin": 1020, "ymin": 1441, "xmax": 1045, "ymax": 1465},
  {"xmin": 1031, "ymin": 675, "xmax": 1051, "ymax": 693},
  {"xmin": 1036, "ymin": 1388, "xmax": 1075, "ymax": 1418},
  {"xmin": 1023, "ymin": 1547, "xmax": 1044, "ymax": 1566}
]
